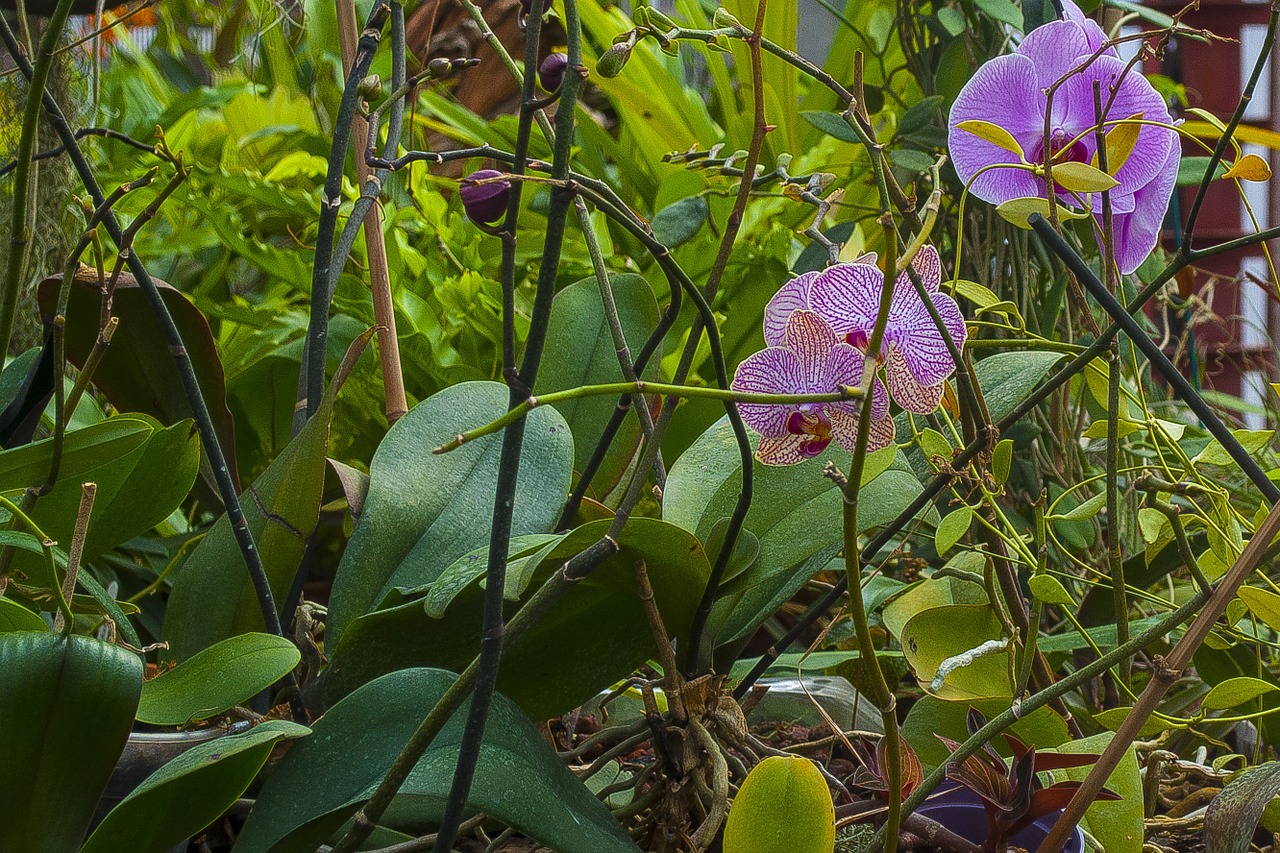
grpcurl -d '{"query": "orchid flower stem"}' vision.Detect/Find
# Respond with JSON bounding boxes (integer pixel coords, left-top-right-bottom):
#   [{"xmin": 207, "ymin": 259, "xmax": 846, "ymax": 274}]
[
  {"xmin": 841, "ymin": 213, "xmax": 903, "ymax": 853},
  {"xmin": 298, "ymin": 2, "xmax": 390, "ymax": 428},
  {"xmin": 434, "ymin": 382, "xmax": 862, "ymax": 453},
  {"xmin": 0, "ymin": 16, "xmax": 297, "ymax": 675},
  {"xmin": 0, "ymin": 0, "xmax": 76, "ymax": 363}
]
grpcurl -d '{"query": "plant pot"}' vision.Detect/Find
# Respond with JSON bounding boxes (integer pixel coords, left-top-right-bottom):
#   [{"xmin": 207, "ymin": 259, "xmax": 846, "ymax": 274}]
[
  {"xmin": 89, "ymin": 721, "xmax": 253, "ymax": 852},
  {"xmin": 916, "ymin": 798, "xmax": 1085, "ymax": 853}
]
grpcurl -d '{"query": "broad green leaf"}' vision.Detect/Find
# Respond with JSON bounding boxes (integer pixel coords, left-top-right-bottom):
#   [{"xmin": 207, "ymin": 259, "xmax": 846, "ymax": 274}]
[
  {"xmin": 238, "ymin": 669, "xmax": 642, "ymax": 853},
  {"xmin": 899, "ymin": 604, "xmax": 1010, "ymax": 700},
  {"xmin": 1029, "ymin": 574, "xmax": 1076, "ymax": 606},
  {"xmin": 936, "ymin": 6, "xmax": 965, "ymax": 36},
  {"xmin": 1050, "ymin": 161, "xmax": 1120, "ymax": 192},
  {"xmin": 1176, "ymin": 155, "xmax": 1228, "ymax": 186},
  {"xmin": 423, "ymin": 533, "xmax": 565, "ymax": 619},
  {"xmin": 37, "ymin": 270, "xmax": 240, "ymax": 504},
  {"xmin": 664, "ymin": 416, "xmax": 924, "ymax": 645},
  {"xmin": 955, "ymin": 119, "xmax": 1025, "ymax": 157},
  {"xmin": 535, "ymin": 275, "xmax": 659, "ymax": 494},
  {"xmin": 862, "ymin": 445, "xmax": 899, "ymax": 486},
  {"xmin": 882, "ymin": 574, "xmax": 989, "ymax": 642},
  {"xmin": 327, "ymin": 381, "xmax": 573, "ymax": 646},
  {"xmin": 2, "ymin": 415, "xmax": 200, "ymax": 571},
  {"xmin": 1239, "ymin": 586, "xmax": 1280, "ymax": 632},
  {"xmin": 0, "ymin": 632, "xmax": 142, "ymax": 853},
  {"xmin": 1049, "ymin": 733, "xmax": 1143, "ymax": 853},
  {"xmin": 973, "ymin": 0, "xmax": 1022, "ymax": 27},
  {"xmin": 974, "ymin": 350, "xmax": 1066, "ymax": 423},
  {"xmin": 138, "ymin": 633, "xmax": 301, "ymax": 725},
  {"xmin": 164, "ymin": 336, "xmax": 370, "ymax": 660},
  {"xmin": 935, "ymin": 507, "xmax": 972, "ymax": 555},
  {"xmin": 0, "ymin": 597, "xmax": 47, "ymax": 632},
  {"xmin": 1206, "ymin": 762, "xmax": 1280, "ymax": 853},
  {"xmin": 1202, "ymin": 677, "xmax": 1280, "ymax": 710},
  {"xmin": 80, "ymin": 720, "xmax": 309, "ymax": 853},
  {"xmin": 651, "ymin": 196, "xmax": 709, "ymax": 247},
  {"xmin": 318, "ymin": 517, "xmax": 709, "ymax": 721},
  {"xmin": 950, "ymin": 279, "xmax": 1003, "ymax": 310}
]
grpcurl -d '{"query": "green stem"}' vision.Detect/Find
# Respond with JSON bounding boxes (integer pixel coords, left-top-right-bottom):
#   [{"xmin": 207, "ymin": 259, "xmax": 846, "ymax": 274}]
[{"xmin": 433, "ymin": 382, "xmax": 862, "ymax": 453}]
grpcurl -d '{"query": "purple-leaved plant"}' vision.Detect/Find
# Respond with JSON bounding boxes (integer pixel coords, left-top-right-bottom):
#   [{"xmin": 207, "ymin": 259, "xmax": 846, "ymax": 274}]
[
  {"xmin": 732, "ymin": 309, "xmax": 890, "ymax": 466},
  {"xmin": 764, "ymin": 246, "xmax": 967, "ymax": 416},
  {"xmin": 947, "ymin": 0, "xmax": 1180, "ymax": 274}
]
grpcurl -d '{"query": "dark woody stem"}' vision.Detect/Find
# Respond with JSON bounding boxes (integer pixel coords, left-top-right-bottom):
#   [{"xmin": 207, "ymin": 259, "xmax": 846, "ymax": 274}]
[{"xmin": 297, "ymin": 3, "xmax": 390, "ymax": 427}]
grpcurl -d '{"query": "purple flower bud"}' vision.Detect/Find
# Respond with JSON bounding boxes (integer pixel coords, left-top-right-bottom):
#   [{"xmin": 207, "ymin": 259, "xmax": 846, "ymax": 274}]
[
  {"xmin": 539, "ymin": 52, "xmax": 569, "ymax": 92},
  {"xmin": 460, "ymin": 170, "xmax": 511, "ymax": 225}
]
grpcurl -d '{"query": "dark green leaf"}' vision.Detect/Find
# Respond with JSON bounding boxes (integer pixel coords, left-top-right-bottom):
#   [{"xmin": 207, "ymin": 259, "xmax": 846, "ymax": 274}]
[
  {"xmin": 800, "ymin": 111, "xmax": 858, "ymax": 143},
  {"xmin": 973, "ymin": 0, "xmax": 1023, "ymax": 26},
  {"xmin": 974, "ymin": 351, "xmax": 1066, "ymax": 423},
  {"xmin": 239, "ymin": 669, "xmax": 642, "ymax": 853},
  {"xmin": 164, "ymin": 336, "xmax": 370, "ymax": 660},
  {"xmin": 898, "ymin": 95, "xmax": 945, "ymax": 138},
  {"xmin": 138, "ymin": 633, "xmax": 301, "ymax": 725},
  {"xmin": 535, "ymin": 275, "xmax": 660, "ymax": 493},
  {"xmin": 317, "ymin": 517, "xmax": 709, "ymax": 721},
  {"xmin": 0, "ymin": 597, "xmax": 47, "ymax": 632},
  {"xmin": 650, "ymin": 196, "xmax": 709, "ymax": 247},
  {"xmin": 890, "ymin": 148, "xmax": 936, "ymax": 174},
  {"xmin": 326, "ymin": 381, "xmax": 573, "ymax": 647},
  {"xmin": 1177, "ymin": 156, "xmax": 1228, "ymax": 187},
  {"xmin": 0, "ymin": 632, "xmax": 142, "ymax": 853},
  {"xmin": 81, "ymin": 720, "xmax": 309, "ymax": 853}
]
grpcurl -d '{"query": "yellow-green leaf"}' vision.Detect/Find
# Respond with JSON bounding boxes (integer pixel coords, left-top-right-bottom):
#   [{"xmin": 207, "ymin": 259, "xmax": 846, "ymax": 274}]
[
  {"xmin": 1225, "ymin": 153, "xmax": 1273, "ymax": 182},
  {"xmin": 1238, "ymin": 586, "xmax": 1280, "ymax": 633},
  {"xmin": 723, "ymin": 755, "xmax": 835, "ymax": 853},
  {"xmin": 1092, "ymin": 114, "xmax": 1144, "ymax": 175},
  {"xmin": 956, "ymin": 119, "xmax": 1025, "ymax": 158},
  {"xmin": 935, "ymin": 506, "xmax": 974, "ymax": 555},
  {"xmin": 1029, "ymin": 574, "xmax": 1075, "ymax": 606},
  {"xmin": 995, "ymin": 197, "xmax": 1091, "ymax": 228},
  {"xmin": 992, "ymin": 439, "xmax": 1012, "ymax": 486},
  {"xmin": 1202, "ymin": 677, "xmax": 1280, "ymax": 711},
  {"xmin": 1093, "ymin": 706, "xmax": 1176, "ymax": 738},
  {"xmin": 1051, "ymin": 161, "xmax": 1121, "ymax": 193}
]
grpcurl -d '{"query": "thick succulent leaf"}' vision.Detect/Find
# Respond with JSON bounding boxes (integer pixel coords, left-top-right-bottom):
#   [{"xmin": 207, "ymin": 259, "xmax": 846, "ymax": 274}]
[
  {"xmin": 81, "ymin": 720, "xmax": 309, "ymax": 853},
  {"xmin": 327, "ymin": 381, "xmax": 574, "ymax": 646},
  {"xmin": 137, "ymin": 633, "xmax": 301, "ymax": 725},
  {"xmin": 237, "ymin": 668, "xmax": 640, "ymax": 853},
  {"xmin": 0, "ymin": 632, "xmax": 143, "ymax": 853}
]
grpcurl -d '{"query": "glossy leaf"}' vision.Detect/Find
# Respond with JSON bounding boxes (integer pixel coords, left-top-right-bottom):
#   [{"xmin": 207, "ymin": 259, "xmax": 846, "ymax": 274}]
[
  {"xmin": 902, "ymin": 696, "xmax": 1069, "ymax": 772},
  {"xmin": 664, "ymin": 416, "xmax": 924, "ymax": 645},
  {"xmin": 1201, "ymin": 676, "xmax": 1280, "ymax": 711},
  {"xmin": 899, "ymin": 604, "xmax": 1011, "ymax": 700},
  {"xmin": 80, "ymin": 720, "xmax": 309, "ymax": 853},
  {"xmin": 2, "ymin": 415, "xmax": 200, "ymax": 568},
  {"xmin": 723, "ymin": 755, "xmax": 835, "ymax": 853},
  {"xmin": 317, "ymin": 517, "xmax": 709, "ymax": 721},
  {"xmin": 164, "ymin": 335, "xmax": 369, "ymax": 660},
  {"xmin": 974, "ymin": 351, "xmax": 1066, "ymax": 423},
  {"xmin": 0, "ymin": 596, "xmax": 47, "ymax": 632},
  {"xmin": 1238, "ymin": 586, "xmax": 1280, "ymax": 632},
  {"xmin": 0, "ymin": 632, "xmax": 142, "ymax": 853},
  {"xmin": 138, "ymin": 633, "xmax": 301, "ymax": 725},
  {"xmin": 1048, "ymin": 734, "xmax": 1147, "ymax": 853},
  {"xmin": 327, "ymin": 381, "xmax": 573, "ymax": 646},
  {"xmin": 238, "ymin": 668, "xmax": 641, "ymax": 853},
  {"xmin": 535, "ymin": 274, "xmax": 659, "ymax": 494},
  {"xmin": 1028, "ymin": 574, "xmax": 1076, "ymax": 606},
  {"xmin": 1225, "ymin": 153, "xmax": 1273, "ymax": 181}
]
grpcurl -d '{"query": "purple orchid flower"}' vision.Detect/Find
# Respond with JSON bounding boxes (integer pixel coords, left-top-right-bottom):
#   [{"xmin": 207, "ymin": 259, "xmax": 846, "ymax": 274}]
[
  {"xmin": 732, "ymin": 309, "xmax": 891, "ymax": 466},
  {"xmin": 947, "ymin": 0, "xmax": 1179, "ymax": 274},
  {"xmin": 764, "ymin": 246, "xmax": 967, "ymax": 415}
]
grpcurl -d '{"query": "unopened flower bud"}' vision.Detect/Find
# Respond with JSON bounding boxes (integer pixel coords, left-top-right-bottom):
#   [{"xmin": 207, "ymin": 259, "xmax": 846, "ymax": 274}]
[
  {"xmin": 460, "ymin": 170, "xmax": 511, "ymax": 225},
  {"xmin": 428, "ymin": 57, "xmax": 454, "ymax": 78},
  {"xmin": 356, "ymin": 74, "xmax": 382, "ymax": 100},
  {"xmin": 596, "ymin": 42, "xmax": 632, "ymax": 78},
  {"xmin": 539, "ymin": 52, "xmax": 569, "ymax": 92},
  {"xmin": 712, "ymin": 7, "xmax": 742, "ymax": 27}
]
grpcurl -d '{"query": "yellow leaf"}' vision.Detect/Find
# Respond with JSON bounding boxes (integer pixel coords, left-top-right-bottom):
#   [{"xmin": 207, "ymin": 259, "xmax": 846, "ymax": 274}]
[
  {"xmin": 995, "ymin": 196, "xmax": 1091, "ymax": 228},
  {"xmin": 1224, "ymin": 153, "xmax": 1273, "ymax": 182},
  {"xmin": 1050, "ymin": 161, "xmax": 1121, "ymax": 193},
  {"xmin": 1090, "ymin": 113, "xmax": 1143, "ymax": 174},
  {"xmin": 1181, "ymin": 118, "xmax": 1280, "ymax": 153},
  {"xmin": 956, "ymin": 119, "xmax": 1025, "ymax": 158}
]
